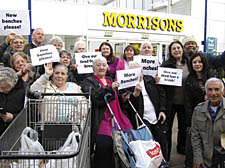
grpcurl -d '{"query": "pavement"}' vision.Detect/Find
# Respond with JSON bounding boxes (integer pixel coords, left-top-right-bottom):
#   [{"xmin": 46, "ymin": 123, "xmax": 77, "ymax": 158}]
[{"xmin": 170, "ymin": 115, "xmax": 185, "ymax": 168}]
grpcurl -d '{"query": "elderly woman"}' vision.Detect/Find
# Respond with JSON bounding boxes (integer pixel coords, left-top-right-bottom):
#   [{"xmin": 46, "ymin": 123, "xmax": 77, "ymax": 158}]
[
  {"xmin": 1, "ymin": 35, "xmax": 25, "ymax": 67},
  {"xmin": 49, "ymin": 36, "xmax": 63, "ymax": 53},
  {"xmin": 140, "ymin": 42, "xmax": 153, "ymax": 56},
  {"xmin": 0, "ymin": 67, "xmax": 25, "ymax": 135},
  {"xmin": 10, "ymin": 52, "xmax": 34, "ymax": 84},
  {"xmin": 30, "ymin": 63, "xmax": 83, "ymax": 121},
  {"xmin": 81, "ymin": 57, "xmax": 137, "ymax": 168},
  {"xmin": 99, "ymin": 42, "xmax": 119, "ymax": 80}
]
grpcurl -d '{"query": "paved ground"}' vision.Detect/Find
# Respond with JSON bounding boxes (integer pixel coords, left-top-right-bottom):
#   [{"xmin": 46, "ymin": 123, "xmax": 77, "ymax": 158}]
[{"xmin": 170, "ymin": 115, "xmax": 185, "ymax": 168}]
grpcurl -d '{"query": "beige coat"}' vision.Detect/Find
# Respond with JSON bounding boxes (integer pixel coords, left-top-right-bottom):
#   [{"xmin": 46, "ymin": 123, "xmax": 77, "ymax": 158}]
[{"xmin": 191, "ymin": 97, "xmax": 225, "ymax": 167}]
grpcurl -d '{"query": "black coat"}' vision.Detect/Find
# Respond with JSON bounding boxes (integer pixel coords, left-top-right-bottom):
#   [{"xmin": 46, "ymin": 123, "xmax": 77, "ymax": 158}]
[
  {"xmin": 81, "ymin": 75, "xmax": 116, "ymax": 153},
  {"xmin": 127, "ymin": 75, "xmax": 167, "ymax": 127},
  {"xmin": 0, "ymin": 77, "xmax": 25, "ymax": 135},
  {"xmin": 184, "ymin": 75, "xmax": 206, "ymax": 127},
  {"xmin": 81, "ymin": 75, "xmax": 136, "ymax": 154}
]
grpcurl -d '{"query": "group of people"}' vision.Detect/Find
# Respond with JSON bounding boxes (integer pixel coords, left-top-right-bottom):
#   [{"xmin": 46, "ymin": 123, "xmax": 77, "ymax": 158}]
[{"xmin": 0, "ymin": 28, "xmax": 225, "ymax": 168}]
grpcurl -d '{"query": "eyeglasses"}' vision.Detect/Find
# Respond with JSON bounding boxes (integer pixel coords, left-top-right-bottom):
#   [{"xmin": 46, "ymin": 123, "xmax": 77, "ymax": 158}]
[{"xmin": 13, "ymin": 41, "xmax": 24, "ymax": 44}]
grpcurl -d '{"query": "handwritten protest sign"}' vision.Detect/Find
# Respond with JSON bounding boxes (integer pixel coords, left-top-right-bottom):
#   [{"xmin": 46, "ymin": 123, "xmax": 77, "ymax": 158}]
[
  {"xmin": 0, "ymin": 10, "xmax": 30, "ymax": 35},
  {"xmin": 30, "ymin": 45, "xmax": 60, "ymax": 66},
  {"xmin": 157, "ymin": 67, "xmax": 182, "ymax": 86},
  {"xmin": 133, "ymin": 55, "xmax": 159, "ymax": 77},
  {"xmin": 75, "ymin": 52, "xmax": 102, "ymax": 74},
  {"xmin": 117, "ymin": 68, "xmax": 142, "ymax": 90}
]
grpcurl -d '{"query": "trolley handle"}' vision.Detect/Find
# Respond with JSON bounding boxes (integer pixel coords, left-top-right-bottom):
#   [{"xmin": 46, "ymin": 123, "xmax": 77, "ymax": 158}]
[{"xmin": 104, "ymin": 92, "xmax": 112, "ymax": 104}]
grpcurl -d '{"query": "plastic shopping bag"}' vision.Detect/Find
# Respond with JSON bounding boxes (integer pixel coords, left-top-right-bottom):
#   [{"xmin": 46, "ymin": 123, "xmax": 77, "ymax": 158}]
[
  {"xmin": 46, "ymin": 131, "xmax": 80, "ymax": 168},
  {"xmin": 129, "ymin": 140, "xmax": 163, "ymax": 168},
  {"xmin": 11, "ymin": 127, "xmax": 45, "ymax": 168}
]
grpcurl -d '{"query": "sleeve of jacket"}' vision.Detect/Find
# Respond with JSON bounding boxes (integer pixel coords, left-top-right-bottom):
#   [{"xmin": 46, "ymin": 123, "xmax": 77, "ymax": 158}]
[
  {"xmin": 0, "ymin": 42, "xmax": 9, "ymax": 62},
  {"xmin": 206, "ymin": 51, "xmax": 225, "ymax": 67},
  {"xmin": 30, "ymin": 74, "xmax": 49, "ymax": 92},
  {"xmin": 191, "ymin": 106, "xmax": 204, "ymax": 164},
  {"xmin": 81, "ymin": 78, "xmax": 115, "ymax": 107},
  {"xmin": 184, "ymin": 80, "xmax": 194, "ymax": 127},
  {"xmin": 157, "ymin": 85, "xmax": 167, "ymax": 112}
]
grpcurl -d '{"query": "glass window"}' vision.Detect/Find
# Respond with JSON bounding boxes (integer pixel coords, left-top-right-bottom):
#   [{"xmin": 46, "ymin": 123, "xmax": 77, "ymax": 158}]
[
  {"xmin": 120, "ymin": 0, "xmax": 126, "ymax": 8},
  {"xmin": 127, "ymin": 0, "xmax": 134, "ymax": 9},
  {"xmin": 135, "ymin": 0, "xmax": 142, "ymax": 10}
]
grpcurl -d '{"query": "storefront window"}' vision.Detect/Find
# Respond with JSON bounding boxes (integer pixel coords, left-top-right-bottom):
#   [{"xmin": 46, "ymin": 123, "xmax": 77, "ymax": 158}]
[
  {"xmin": 127, "ymin": 0, "xmax": 134, "ymax": 9},
  {"xmin": 134, "ymin": 0, "xmax": 142, "ymax": 10}
]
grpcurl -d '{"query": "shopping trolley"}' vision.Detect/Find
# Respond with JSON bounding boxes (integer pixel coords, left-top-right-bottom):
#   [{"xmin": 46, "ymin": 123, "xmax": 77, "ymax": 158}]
[{"xmin": 0, "ymin": 90, "xmax": 91, "ymax": 168}]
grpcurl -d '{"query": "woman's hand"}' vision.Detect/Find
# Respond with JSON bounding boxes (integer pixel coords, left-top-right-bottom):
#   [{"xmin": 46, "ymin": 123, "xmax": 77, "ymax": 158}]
[
  {"xmin": 5, "ymin": 32, "xmax": 16, "ymax": 45},
  {"xmin": 133, "ymin": 83, "xmax": 142, "ymax": 97},
  {"xmin": 44, "ymin": 62, "xmax": 53, "ymax": 77},
  {"xmin": 122, "ymin": 92, "xmax": 130, "ymax": 102},
  {"xmin": 0, "ymin": 112, "xmax": 13, "ymax": 123},
  {"xmin": 72, "ymin": 64, "xmax": 78, "ymax": 70},
  {"xmin": 112, "ymin": 81, "xmax": 120, "ymax": 90},
  {"xmin": 155, "ymin": 76, "xmax": 160, "ymax": 84},
  {"xmin": 158, "ymin": 112, "xmax": 166, "ymax": 124}
]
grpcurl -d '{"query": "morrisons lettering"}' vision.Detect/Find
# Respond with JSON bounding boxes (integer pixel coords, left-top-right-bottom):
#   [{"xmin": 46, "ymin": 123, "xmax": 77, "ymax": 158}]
[{"xmin": 103, "ymin": 12, "xmax": 183, "ymax": 32}]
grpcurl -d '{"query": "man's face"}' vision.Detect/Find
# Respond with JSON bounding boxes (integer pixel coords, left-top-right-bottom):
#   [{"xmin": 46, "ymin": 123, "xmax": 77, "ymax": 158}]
[
  {"xmin": 32, "ymin": 29, "xmax": 44, "ymax": 46},
  {"xmin": 76, "ymin": 43, "xmax": 85, "ymax": 53},
  {"xmin": 184, "ymin": 41, "xmax": 198, "ymax": 53},
  {"xmin": 206, "ymin": 80, "xmax": 224, "ymax": 106}
]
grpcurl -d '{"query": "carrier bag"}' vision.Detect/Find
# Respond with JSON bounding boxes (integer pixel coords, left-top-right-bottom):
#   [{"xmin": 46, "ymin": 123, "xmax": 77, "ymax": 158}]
[
  {"xmin": 45, "ymin": 131, "xmax": 80, "ymax": 168},
  {"xmin": 129, "ymin": 140, "xmax": 163, "ymax": 168},
  {"xmin": 11, "ymin": 127, "xmax": 45, "ymax": 168}
]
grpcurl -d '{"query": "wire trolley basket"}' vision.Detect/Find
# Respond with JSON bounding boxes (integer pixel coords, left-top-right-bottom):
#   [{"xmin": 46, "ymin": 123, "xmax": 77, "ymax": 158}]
[{"xmin": 0, "ymin": 90, "xmax": 92, "ymax": 168}]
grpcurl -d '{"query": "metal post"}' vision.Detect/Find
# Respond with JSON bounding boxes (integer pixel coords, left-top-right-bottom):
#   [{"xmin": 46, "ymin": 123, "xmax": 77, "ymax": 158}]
[
  {"xmin": 28, "ymin": 0, "xmax": 32, "ymax": 43},
  {"xmin": 203, "ymin": 0, "xmax": 208, "ymax": 52}
]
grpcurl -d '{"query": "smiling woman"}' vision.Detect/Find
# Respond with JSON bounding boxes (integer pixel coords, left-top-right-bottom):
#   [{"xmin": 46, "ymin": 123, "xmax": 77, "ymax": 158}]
[{"xmin": 30, "ymin": 63, "xmax": 84, "ymax": 121}]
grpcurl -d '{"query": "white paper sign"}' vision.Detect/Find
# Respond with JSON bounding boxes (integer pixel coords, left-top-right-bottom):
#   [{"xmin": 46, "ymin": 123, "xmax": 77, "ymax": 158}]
[
  {"xmin": 157, "ymin": 67, "xmax": 183, "ymax": 86},
  {"xmin": 75, "ymin": 52, "xmax": 102, "ymax": 74},
  {"xmin": 0, "ymin": 10, "xmax": 30, "ymax": 35},
  {"xmin": 117, "ymin": 68, "xmax": 142, "ymax": 90},
  {"xmin": 30, "ymin": 45, "xmax": 60, "ymax": 66},
  {"xmin": 133, "ymin": 55, "xmax": 159, "ymax": 77}
]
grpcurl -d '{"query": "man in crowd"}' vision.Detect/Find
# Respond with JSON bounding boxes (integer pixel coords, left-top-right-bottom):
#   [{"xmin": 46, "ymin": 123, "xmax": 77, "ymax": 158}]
[
  {"xmin": 24, "ymin": 28, "xmax": 45, "ymax": 57},
  {"xmin": 191, "ymin": 78, "xmax": 225, "ymax": 168}
]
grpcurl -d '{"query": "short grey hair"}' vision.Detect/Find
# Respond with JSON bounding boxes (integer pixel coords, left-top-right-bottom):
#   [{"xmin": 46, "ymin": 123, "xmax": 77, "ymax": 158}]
[
  {"xmin": 93, "ymin": 57, "xmax": 108, "ymax": 69},
  {"xmin": 128, "ymin": 61, "xmax": 142, "ymax": 69},
  {"xmin": 74, "ymin": 41, "xmax": 86, "ymax": 52},
  {"xmin": 49, "ymin": 36, "xmax": 63, "ymax": 45},
  {"xmin": 53, "ymin": 63, "xmax": 68, "ymax": 74},
  {"xmin": 0, "ymin": 67, "xmax": 18, "ymax": 86},
  {"xmin": 205, "ymin": 77, "xmax": 224, "ymax": 92}
]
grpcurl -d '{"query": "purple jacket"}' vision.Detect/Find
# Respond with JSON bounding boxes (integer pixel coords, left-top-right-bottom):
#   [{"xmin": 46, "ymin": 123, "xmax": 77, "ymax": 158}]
[{"xmin": 106, "ymin": 56, "xmax": 119, "ymax": 80}]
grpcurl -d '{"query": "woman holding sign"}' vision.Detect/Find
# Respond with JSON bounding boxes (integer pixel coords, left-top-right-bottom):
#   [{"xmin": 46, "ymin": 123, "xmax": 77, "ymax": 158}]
[
  {"xmin": 99, "ymin": 42, "xmax": 119, "ymax": 80},
  {"xmin": 116, "ymin": 44, "xmax": 137, "ymax": 71},
  {"xmin": 160, "ymin": 40, "xmax": 190, "ymax": 161},
  {"xmin": 81, "ymin": 57, "xmax": 137, "ymax": 168},
  {"xmin": 140, "ymin": 42, "xmax": 153, "ymax": 56}
]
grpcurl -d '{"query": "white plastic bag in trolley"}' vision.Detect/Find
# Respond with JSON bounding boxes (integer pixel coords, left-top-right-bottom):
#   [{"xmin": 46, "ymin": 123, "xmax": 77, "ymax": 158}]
[
  {"xmin": 129, "ymin": 140, "xmax": 163, "ymax": 168},
  {"xmin": 11, "ymin": 127, "xmax": 45, "ymax": 168},
  {"xmin": 46, "ymin": 131, "xmax": 81, "ymax": 168}
]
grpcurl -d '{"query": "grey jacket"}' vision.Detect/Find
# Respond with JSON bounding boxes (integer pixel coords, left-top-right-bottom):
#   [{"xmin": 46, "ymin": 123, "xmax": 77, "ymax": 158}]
[{"xmin": 191, "ymin": 97, "xmax": 225, "ymax": 167}]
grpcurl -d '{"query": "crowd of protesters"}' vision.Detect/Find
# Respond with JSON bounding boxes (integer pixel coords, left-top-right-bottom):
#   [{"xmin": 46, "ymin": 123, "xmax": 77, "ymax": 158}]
[{"xmin": 0, "ymin": 28, "xmax": 225, "ymax": 168}]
